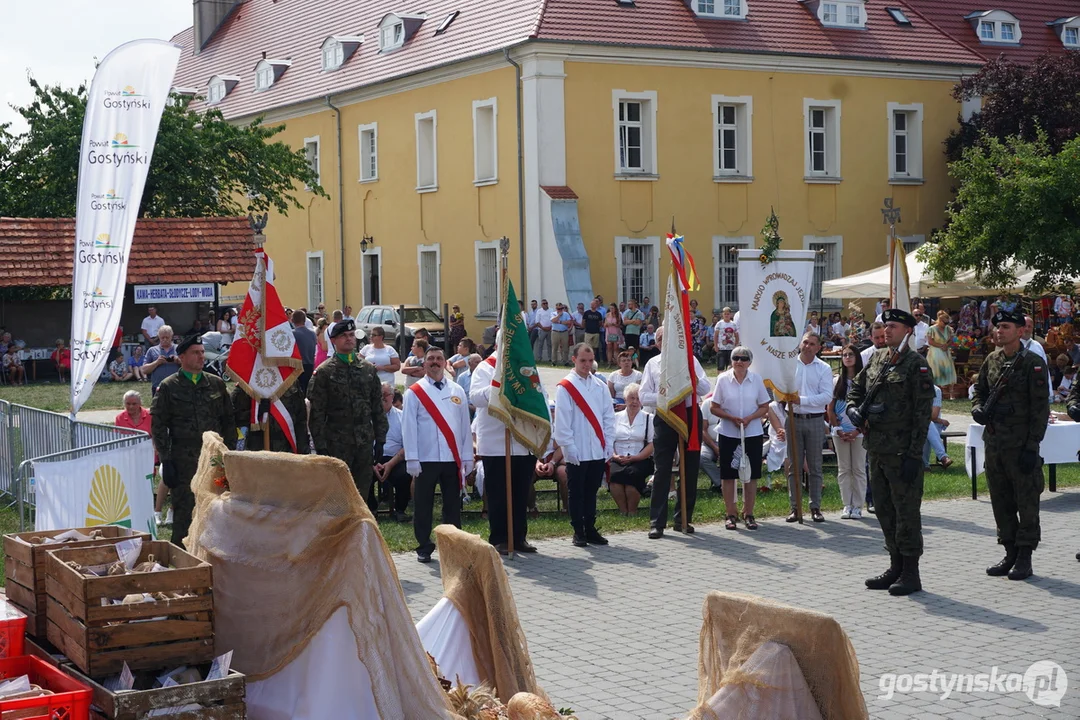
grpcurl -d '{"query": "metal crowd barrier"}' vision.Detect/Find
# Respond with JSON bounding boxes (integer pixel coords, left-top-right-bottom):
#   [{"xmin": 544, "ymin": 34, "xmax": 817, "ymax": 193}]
[{"xmin": 0, "ymin": 401, "xmax": 148, "ymax": 530}]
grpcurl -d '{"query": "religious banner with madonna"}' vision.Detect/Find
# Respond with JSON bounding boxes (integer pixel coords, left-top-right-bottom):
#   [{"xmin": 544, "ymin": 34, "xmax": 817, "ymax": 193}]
[{"xmin": 736, "ymin": 249, "xmax": 817, "ymax": 401}]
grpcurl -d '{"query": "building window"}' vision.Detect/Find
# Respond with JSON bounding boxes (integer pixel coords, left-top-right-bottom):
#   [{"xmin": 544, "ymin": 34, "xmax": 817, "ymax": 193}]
[
  {"xmin": 612, "ymin": 90, "xmax": 658, "ymax": 177},
  {"xmin": 473, "ymin": 98, "xmax": 498, "ymax": 184},
  {"xmin": 845, "ymin": 4, "xmax": 860, "ymax": 24},
  {"xmin": 697, "ymin": 0, "xmax": 715, "ymax": 14},
  {"xmin": 695, "ymin": 0, "xmax": 745, "ymax": 17},
  {"xmin": 1066, "ymin": 27, "xmax": 1079, "ymax": 46},
  {"xmin": 418, "ymin": 244, "xmax": 440, "ymax": 310},
  {"xmin": 972, "ymin": 12, "xmax": 1021, "ymax": 44},
  {"xmin": 822, "ymin": 3, "xmax": 837, "ymax": 23},
  {"xmin": 712, "ymin": 95, "xmax": 753, "ymax": 179},
  {"xmin": 207, "ymin": 79, "xmax": 226, "ymax": 104},
  {"xmin": 615, "ymin": 238, "xmax": 660, "ymax": 304},
  {"xmin": 818, "ymin": 1, "xmax": 864, "ymax": 28},
  {"xmin": 806, "ymin": 237, "xmax": 842, "ymax": 310},
  {"xmin": 306, "ymin": 251, "xmax": 324, "ymax": 311},
  {"xmin": 323, "ymin": 40, "xmax": 345, "ymax": 70},
  {"xmin": 380, "ymin": 21, "xmax": 404, "ymax": 51},
  {"xmin": 1000, "ymin": 22, "xmax": 1015, "ymax": 41},
  {"xmin": 303, "ymin": 136, "xmax": 320, "ymax": 188},
  {"xmin": 979, "ymin": 21, "xmax": 995, "ymax": 40},
  {"xmin": 887, "ymin": 103, "xmax": 923, "ymax": 183},
  {"xmin": 254, "ymin": 62, "xmax": 274, "ymax": 92},
  {"xmin": 358, "ymin": 123, "xmax": 378, "ymax": 182},
  {"xmin": 724, "ymin": 0, "xmax": 742, "ymax": 16},
  {"xmin": 804, "ymin": 99, "xmax": 841, "ymax": 181},
  {"xmin": 713, "ymin": 238, "xmax": 753, "ymax": 311},
  {"xmin": 415, "ymin": 110, "xmax": 437, "ymax": 192},
  {"xmin": 475, "ymin": 241, "xmax": 500, "ymax": 316}
]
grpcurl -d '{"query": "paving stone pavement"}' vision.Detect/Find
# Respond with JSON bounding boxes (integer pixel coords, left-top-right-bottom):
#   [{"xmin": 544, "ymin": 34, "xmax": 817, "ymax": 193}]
[{"xmin": 395, "ymin": 489, "xmax": 1080, "ymax": 719}]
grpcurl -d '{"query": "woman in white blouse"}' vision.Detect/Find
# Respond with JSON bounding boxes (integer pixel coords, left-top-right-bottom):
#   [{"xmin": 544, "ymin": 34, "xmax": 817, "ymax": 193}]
[
  {"xmin": 608, "ymin": 383, "xmax": 654, "ymax": 516},
  {"xmin": 710, "ymin": 346, "xmax": 770, "ymax": 530},
  {"xmin": 607, "ymin": 350, "xmax": 642, "ymax": 411},
  {"xmin": 359, "ymin": 326, "xmax": 401, "ymax": 386}
]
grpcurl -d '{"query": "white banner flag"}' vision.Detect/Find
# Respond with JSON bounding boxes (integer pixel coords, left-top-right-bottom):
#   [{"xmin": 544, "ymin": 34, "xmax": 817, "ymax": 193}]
[
  {"xmin": 70, "ymin": 40, "xmax": 181, "ymax": 415},
  {"xmin": 34, "ymin": 440, "xmax": 156, "ymax": 536},
  {"xmin": 736, "ymin": 250, "xmax": 817, "ymax": 401}
]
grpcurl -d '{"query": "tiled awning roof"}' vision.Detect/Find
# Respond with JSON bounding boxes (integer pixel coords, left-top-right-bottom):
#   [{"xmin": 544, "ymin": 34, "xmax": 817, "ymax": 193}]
[{"xmin": 0, "ymin": 217, "xmax": 255, "ymax": 287}]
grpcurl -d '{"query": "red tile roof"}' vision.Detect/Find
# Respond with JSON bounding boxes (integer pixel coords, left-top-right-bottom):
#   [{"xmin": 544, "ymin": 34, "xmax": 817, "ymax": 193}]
[
  {"xmin": 171, "ymin": 0, "xmax": 547, "ymax": 120},
  {"xmin": 904, "ymin": 1, "xmax": 1077, "ymax": 64},
  {"xmin": 0, "ymin": 217, "xmax": 255, "ymax": 287},
  {"xmin": 542, "ymin": 185, "xmax": 579, "ymax": 200},
  {"xmin": 533, "ymin": 0, "xmax": 985, "ymax": 67}
]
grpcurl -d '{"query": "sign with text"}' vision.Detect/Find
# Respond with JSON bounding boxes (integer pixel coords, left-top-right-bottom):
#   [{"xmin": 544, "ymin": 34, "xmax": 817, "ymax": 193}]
[
  {"xmin": 134, "ymin": 283, "xmax": 215, "ymax": 304},
  {"xmin": 69, "ymin": 39, "xmax": 180, "ymax": 415}
]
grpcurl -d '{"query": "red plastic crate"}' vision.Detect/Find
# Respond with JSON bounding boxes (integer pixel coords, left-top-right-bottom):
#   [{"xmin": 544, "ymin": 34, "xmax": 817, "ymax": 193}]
[
  {"xmin": 0, "ymin": 601, "xmax": 28, "ymax": 659},
  {"xmin": 0, "ymin": 655, "xmax": 91, "ymax": 720}
]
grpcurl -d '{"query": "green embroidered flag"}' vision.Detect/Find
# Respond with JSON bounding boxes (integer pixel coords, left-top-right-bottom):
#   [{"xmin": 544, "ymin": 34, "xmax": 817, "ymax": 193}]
[{"xmin": 488, "ymin": 278, "xmax": 551, "ymax": 456}]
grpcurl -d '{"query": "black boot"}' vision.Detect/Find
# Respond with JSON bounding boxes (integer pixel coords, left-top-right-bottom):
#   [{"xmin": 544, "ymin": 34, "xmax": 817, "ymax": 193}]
[
  {"xmin": 1008, "ymin": 547, "xmax": 1033, "ymax": 580},
  {"xmin": 986, "ymin": 543, "xmax": 1017, "ymax": 576},
  {"xmin": 888, "ymin": 555, "xmax": 922, "ymax": 596},
  {"xmin": 865, "ymin": 553, "xmax": 902, "ymax": 590}
]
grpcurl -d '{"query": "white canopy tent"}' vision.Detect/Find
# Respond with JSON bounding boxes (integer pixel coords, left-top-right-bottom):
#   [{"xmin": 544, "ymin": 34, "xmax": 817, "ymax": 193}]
[{"xmin": 821, "ymin": 255, "xmax": 1041, "ymax": 299}]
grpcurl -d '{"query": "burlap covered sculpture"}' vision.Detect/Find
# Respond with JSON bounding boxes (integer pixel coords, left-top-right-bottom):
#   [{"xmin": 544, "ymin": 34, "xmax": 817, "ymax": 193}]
[
  {"xmin": 689, "ymin": 591, "xmax": 868, "ymax": 720},
  {"xmin": 433, "ymin": 525, "xmax": 548, "ymax": 704},
  {"xmin": 185, "ymin": 432, "xmax": 462, "ymax": 719}
]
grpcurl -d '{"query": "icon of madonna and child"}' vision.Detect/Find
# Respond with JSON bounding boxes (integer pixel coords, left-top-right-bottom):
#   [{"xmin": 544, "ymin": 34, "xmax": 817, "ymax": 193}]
[{"xmin": 769, "ymin": 291, "xmax": 796, "ymax": 338}]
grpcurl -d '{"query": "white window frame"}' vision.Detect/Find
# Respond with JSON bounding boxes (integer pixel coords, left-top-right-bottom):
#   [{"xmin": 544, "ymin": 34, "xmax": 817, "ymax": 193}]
[
  {"xmin": 306, "ymin": 250, "xmax": 325, "ymax": 311},
  {"xmin": 887, "ymin": 102, "xmax": 923, "ymax": 184},
  {"xmin": 322, "ymin": 39, "xmax": 345, "ymax": 71},
  {"xmin": 614, "ymin": 236, "xmax": 661, "ymax": 305},
  {"xmin": 1065, "ymin": 24, "xmax": 1080, "ymax": 47},
  {"xmin": 361, "ymin": 246, "xmax": 383, "ymax": 306},
  {"xmin": 712, "ymin": 236, "xmax": 754, "ymax": 311},
  {"xmin": 612, "ymin": 89, "xmax": 659, "ymax": 178},
  {"xmin": 803, "ymin": 236, "xmax": 843, "ymax": 311},
  {"xmin": 379, "ymin": 18, "xmax": 405, "ymax": 52},
  {"xmin": 803, "ymin": 98, "xmax": 841, "ymax": 182},
  {"xmin": 303, "ymin": 135, "xmax": 321, "ymax": 190},
  {"xmin": 475, "ymin": 240, "xmax": 501, "ymax": 318},
  {"xmin": 417, "ymin": 244, "xmax": 441, "ymax": 310},
  {"xmin": 694, "ymin": 0, "xmax": 747, "ymax": 18},
  {"xmin": 207, "ymin": 78, "xmax": 226, "ymax": 105},
  {"xmin": 472, "ymin": 98, "xmax": 499, "ymax": 185},
  {"xmin": 415, "ymin": 110, "xmax": 438, "ymax": 192},
  {"xmin": 254, "ymin": 61, "xmax": 275, "ymax": 92},
  {"xmin": 358, "ymin": 122, "xmax": 378, "ymax": 183},
  {"xmin": 818, "ymin": 0, "xmax": 865, "ymax": 28},
  {"xmin": 822, "ymin": 3, "xmax": 838, "ymax": 24},
  {"xmin": 711, "ymin": 95, "xmax": 753, "ymax": 181},
  {"xmin": 971, "ymin": 11, "xmax": 1021, "ymax": 44}
]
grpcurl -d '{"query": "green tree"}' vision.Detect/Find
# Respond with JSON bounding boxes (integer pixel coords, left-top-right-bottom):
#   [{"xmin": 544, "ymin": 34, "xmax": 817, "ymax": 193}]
[
  {"xmin": 922, "ymin": 131, "xmax": 1080, "ymax": 293},
  {"xmin": 0, "ymin": 78, "xmax": 326, "ymax": 218}
]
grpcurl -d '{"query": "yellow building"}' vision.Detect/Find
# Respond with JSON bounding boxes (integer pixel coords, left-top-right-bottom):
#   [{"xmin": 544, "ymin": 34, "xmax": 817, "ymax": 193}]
[{"xmin": 172, "ymin": 0, "xmax": 985, "ymax": 322}]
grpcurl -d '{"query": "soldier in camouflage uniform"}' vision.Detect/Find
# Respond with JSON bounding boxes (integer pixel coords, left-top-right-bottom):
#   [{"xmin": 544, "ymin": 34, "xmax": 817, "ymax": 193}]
[
  {"xmin": 150, "ymin": 335, "xmax": 236, "ymax": 547},
  {"xmin": 972, "ymin": 309, "xmax": 1049, "ymax": 581},
  {"xmin": 847, "ymin": 308, "xmax": 934, "ymax": 596},
  {"xmin": 230, "ymin": 381, "xmax": 309, "ymax": 453},
  {"xmin": 1067, "ymin": 381, "xmax": 1080, "ymax": 563},
  {"xmin": 307, "ymin": 319, "xmax": 388, "ymax": 498}
]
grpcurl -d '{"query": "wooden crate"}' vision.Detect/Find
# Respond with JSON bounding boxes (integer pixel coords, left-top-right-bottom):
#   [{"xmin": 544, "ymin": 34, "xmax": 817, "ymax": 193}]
[
  {"xmin": 4, "ymin": 527, "xmax": 150, "ymax": 638},
  {"xmin": 45, "ymin": 541, "xmax": 214, "ymax": 678},
  {"xmin": 63, "ymin": 665, "xmax": 244, "ymax": 720}
]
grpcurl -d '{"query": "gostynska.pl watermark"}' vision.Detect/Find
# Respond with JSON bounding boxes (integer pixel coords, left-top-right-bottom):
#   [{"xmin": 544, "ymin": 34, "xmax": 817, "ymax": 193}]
[{"xmin": 879, "ymin": 661, "xmax": 1067, "ymax": 708}]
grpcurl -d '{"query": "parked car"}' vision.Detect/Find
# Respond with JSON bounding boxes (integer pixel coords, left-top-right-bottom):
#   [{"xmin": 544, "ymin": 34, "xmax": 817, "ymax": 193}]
[{"xmin": 354, "ymin": 305, "xmax": 446, "ymax": 350}]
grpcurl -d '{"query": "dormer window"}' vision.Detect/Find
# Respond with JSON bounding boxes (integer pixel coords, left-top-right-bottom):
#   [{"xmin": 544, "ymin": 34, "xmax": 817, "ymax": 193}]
[
  {"xmin": 380, "ymin": 21, "xmax": 404, "ymax": 50},
  {"xmin": 206, "ymin": 75, "xmax": 240, "ymax": 105},
  {"xmin": 807, "ymin": 0, "xmax": 865, "ymax": 29},
  {"xmin": 693, "ymin": 0, "xmax": 746, "ymax": 18},
  {"xmin": 1067, "ymin": 27, "xmax": 1079, "ymax": 46},
  {"xmin": 253, "ymin": 59, "xmax": 290, "ymax": 92},
  {"xmin": 377, "ymin": 12, "xmax": 426, "ymax": 52},
  {"xmin": 966, "ymin": 10, "xmax": 1021, "ymax": 45},
  {"xmin": 1048, "ymin": 17, "xmax": 1080, "ymax": 48},
  {"xmin": 321, "ymin": 36, "xmax": 363, "ymax": 71}
]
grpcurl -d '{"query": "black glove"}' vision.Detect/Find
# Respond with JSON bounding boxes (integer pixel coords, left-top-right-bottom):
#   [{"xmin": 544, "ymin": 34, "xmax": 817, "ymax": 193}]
[
  {"xmin": 1019, "ymin": 449, "xmax": 1040, "ymax": 474},
  {"xmin": 971, "ymin": 406, "xmax": 989, "ymax": 426},
  {"xmin": 845, "ymin": 405, "xmax": 864, "ymax": 430},
  {"xmin": 161, "ymin": 460, "xmax": 179, "ymax": 489},
  {"xmin": 1068, "ymin": 404, "xmax": 1080, "ymax": 422},
  {"xmin": 901, "ymin": 455, "xmax": 922, "ymax": 482}
]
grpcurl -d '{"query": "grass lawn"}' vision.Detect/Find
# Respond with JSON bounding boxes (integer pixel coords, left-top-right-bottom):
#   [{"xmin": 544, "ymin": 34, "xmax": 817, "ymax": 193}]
[{"xmin": 0, "ymin": 380, "xmax": 140, "ymax": 414}]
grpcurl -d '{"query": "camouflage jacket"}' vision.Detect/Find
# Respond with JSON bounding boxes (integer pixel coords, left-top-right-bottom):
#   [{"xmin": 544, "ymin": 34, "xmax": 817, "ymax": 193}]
[
  {"xmin": 307, "ymin": 353, "xmax": 388, "ymax": 456},
  {"xmin": 150, "ymin": 372, "xmax": 237, "ymax": 462},
  {"xmin": 847, "ymin": 346, "xmax": 935, "ymax": 458},
  {"xmin": 972, "ymin": 347, "xmax": 1049, "ymax": 451}
]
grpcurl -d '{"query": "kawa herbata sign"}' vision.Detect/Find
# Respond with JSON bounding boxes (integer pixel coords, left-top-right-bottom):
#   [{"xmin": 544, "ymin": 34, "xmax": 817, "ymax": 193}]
[{"xmin": 70, "ymin": 40, "xmax": 180, "ymax": 415}]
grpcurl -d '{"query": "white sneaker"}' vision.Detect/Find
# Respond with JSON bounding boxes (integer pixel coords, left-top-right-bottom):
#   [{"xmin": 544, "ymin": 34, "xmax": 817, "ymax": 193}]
[
  {"xmin": 840, "ymin": 506, "xmax": 852, "ymax": 520},
  {"xmin": 164, "ymin": 508, "xmax": 174, "ymax": 525},
  {"xmin": 851, "ymin": 507, "xmax": 863, "ymax": 519},
  {"xmin": 154, "ymin": 511, "xmax": 165, "ymax": 525}
]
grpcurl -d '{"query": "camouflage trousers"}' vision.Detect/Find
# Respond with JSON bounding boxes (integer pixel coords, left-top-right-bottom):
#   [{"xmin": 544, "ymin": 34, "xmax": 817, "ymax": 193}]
[
  {"xmin": 323, "ymin": 443, "xmax": 374, "ymax": 501},
  {"xmin": 868, "ymin": 452, "xmax": 924, "ymax": 557},
  {"xmin": 985, "ymin": 447, "xmax": 1043, "ymax": 549},
  {"xmin": 170, "ymin": 448, "xmax": 201, "ymax": 548}
]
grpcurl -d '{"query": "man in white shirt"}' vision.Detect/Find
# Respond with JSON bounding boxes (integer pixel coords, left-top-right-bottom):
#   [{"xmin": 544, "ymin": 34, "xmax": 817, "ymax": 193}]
[
  {"xmin": 553, "ymin": 343, "xmax": 616, "ymax": 547},
  {"xmin": 342, "ymin": 305, "xmax": 355, "ymax": 322},
  {"xmin": 786, "ymin": 332, "xmax": 834, "ymax": 523},
  {"xmin": 141, "ymin": 306, "xmax": 165, "ymax": 346},
  {"xmin": 402, "ymin": 346, "xmax": 473, "ymax": 563},
  {"xmin": 374, "ymin": 382, "xmax": 410, "ymax": 523},
  {"xmin": 526, "ymin": 299, "xmax": 540, "ymax": 345},
  {"xmin": 912, "ymin": 309, "xmax": 929, "ymax": 352},
  {"xmin": 860, "ymin": 322, "xmax": 887, "ymax": 368},
  {"xmin": 471, "ymin": 351, "xmax": 547, "ymax": 554},
  {"xmin": 533, "ymin": 299, "xmax": 552, "ymax": 363},
  {"xmin": 572, "ymin": 302, "xmax": 586, "ymax": 346},
  {"xmin": 639, "ymin": 327, "xmax": 712, "ymax": 538}
]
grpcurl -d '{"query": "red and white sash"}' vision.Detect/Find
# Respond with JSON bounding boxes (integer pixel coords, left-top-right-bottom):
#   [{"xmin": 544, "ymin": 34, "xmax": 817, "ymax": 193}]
[
  {"xmin": 558, "ymin": 378, "xmax": 606, "ymax": 450},
  {"xmin": 409, "ymin": 381, "xmax": 466, "ymax": 488}
]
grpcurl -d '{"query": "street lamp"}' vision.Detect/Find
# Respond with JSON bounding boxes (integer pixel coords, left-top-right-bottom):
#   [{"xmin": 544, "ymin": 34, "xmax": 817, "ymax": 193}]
[{"xmin": 360, "ymin": 234, "xmax": 375, "ymax": 253}]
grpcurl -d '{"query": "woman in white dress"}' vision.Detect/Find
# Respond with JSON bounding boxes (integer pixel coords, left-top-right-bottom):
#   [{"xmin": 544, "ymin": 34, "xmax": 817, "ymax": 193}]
[
  {"xmin": 359, "ymin": 326, "xmax": 401, "ymax": 386},
  {"xmin": 608, "ymin": 383, "xmax": 654, "ymax": 516},
  {"xmin": 217, "ymin": 308, "xmax": 237, "ymax": 346}
]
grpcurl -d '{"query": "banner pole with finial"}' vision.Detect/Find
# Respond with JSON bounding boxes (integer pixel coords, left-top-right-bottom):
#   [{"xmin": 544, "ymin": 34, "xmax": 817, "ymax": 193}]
[
  {"xmin": 670, "ymin": 218, "xmax": 689, "ymax": 533},
  {"xmin": 249, "ymin": 214, "xmax": 272, "ymax": 450},
  {"xmin": 498, "ymin": 236, "xmax": 514, "ymax": 559}
]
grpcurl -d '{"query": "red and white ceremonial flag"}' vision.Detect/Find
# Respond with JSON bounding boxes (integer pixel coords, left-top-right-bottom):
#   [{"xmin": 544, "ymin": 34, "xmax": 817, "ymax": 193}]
[{"xmin": 227, "ymin": 249, "xmax": 304, "ymax": 451}]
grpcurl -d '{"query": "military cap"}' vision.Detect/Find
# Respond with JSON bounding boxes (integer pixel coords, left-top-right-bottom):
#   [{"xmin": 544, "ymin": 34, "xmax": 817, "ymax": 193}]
[
  {"xmin": 176, "ymin": 334, "xmax": 202, "ymax": 354},
  {"xmin": 881, "ymin": 308, "xmax": 917, "ymax": 328},
  {"xmin": 991, "ymin": 308, "xmax": 1025, "ymax": 326},
  {"xmin": 329, "ymin": 318, "xmax": 355, "ymax": 338}
]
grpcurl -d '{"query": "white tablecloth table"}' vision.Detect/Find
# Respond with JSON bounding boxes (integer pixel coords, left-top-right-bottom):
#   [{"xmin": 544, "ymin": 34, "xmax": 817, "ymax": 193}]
[{"xmin": 964, "ymin": 421, "xmax": 1080, "ymax": 496}]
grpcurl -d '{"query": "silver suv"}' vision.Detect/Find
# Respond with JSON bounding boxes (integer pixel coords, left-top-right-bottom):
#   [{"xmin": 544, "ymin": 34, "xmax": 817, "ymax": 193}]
[{"xmin": 354, "ymin": 305, "xmax": 446, "ymax": 348}]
